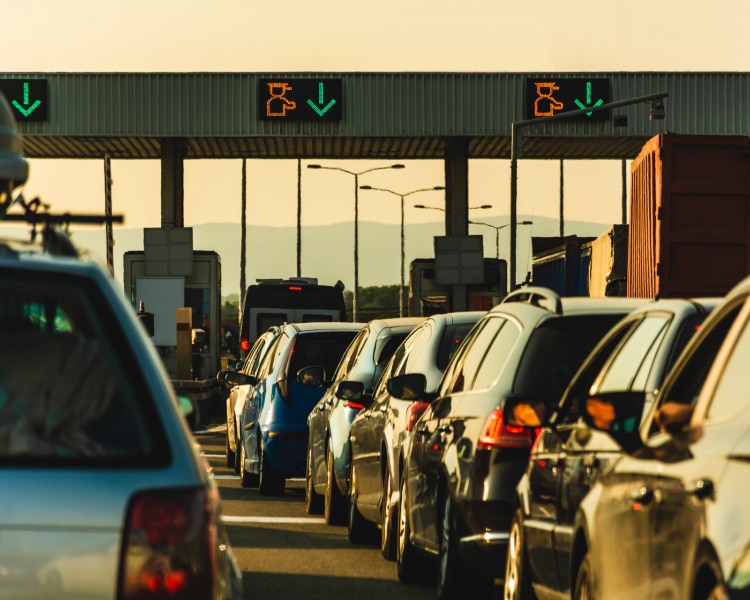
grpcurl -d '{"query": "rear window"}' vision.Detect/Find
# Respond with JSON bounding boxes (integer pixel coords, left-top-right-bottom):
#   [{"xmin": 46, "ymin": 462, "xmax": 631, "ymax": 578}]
[
  {"xmin": 514, "ymin": 314, "xmax": 626, "ymax": 402},
  {"xmin": 0, "ymin": 270, "xmax": 169, "ymax": 466},
  {"xmin": 288, "ymin": 331, "xmax": 359, "ymax": 378}
]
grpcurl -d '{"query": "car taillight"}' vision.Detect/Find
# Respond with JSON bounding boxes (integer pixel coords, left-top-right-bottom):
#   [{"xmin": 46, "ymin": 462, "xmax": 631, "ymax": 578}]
[
  {"xmin": 477, "ymin": 407, "xmax": 537, "ymax": 449},
  {"xmin": 240, "ymin": 338, "xmax": 249, "ymax": 352},
  {"xmin": 120, "ymin": 488, "xmax": 216, "ymax": 599},
  {"xmin": 344, "ymin": 400, "xmax": 365, "ymax": 410},
  {"xmin": 405, "ymin": 401, "xmax": 430, "ymax": 432}
]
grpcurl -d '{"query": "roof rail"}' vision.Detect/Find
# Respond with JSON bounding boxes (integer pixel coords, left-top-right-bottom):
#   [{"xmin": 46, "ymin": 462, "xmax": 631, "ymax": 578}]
[
  {"xmin": 501, "ymin": 286, "xmax": 563, "ymax": 315},
  {"xmin": 2, "ymin": 195, "xmax": 124, "ymax": 257}
]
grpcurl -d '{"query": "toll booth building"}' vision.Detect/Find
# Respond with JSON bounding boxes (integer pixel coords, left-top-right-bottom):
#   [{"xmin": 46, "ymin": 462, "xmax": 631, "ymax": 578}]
[{"xmin": 123, "ymin": 227, "xmax": 221, "ymax": 382}]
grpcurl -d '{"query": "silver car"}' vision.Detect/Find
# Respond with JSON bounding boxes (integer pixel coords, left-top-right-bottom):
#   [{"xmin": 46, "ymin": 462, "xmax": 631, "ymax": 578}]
[{"xmin": 0, "ymin": 223, "xmax": 243, "ymax": 600}]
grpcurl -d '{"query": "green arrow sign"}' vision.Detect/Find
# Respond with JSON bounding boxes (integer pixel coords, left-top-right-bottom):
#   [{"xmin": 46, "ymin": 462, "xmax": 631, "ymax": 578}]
[
  {"xmin": 574, "ymin": 81, "xmax": 605, "ymax": 116},
  {"xmin": 0, "ymin": 79, "xmax": 48, "ymax": 122},
  {"xmin": 307, "ymin": 82, "xmax": 336, "ymax": 117},
  {"xmin": 11, "ymin": 82, "xmax": 42, "ymax": 117}
]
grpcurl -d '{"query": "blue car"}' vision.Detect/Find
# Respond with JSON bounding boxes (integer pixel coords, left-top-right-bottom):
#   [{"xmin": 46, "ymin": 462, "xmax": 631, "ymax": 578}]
[{"xmin": 238, "ymin": 322, "xmax": 362, "ymax": 496}]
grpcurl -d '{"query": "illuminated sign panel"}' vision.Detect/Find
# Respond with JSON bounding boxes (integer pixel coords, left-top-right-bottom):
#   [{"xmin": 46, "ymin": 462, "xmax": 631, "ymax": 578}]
[
  {"xmin": 0, "ymin": 79, "xmax": 48, "ymax": 122},
  {"xmin": 524, "ymin": 78, "xmax": 610, "ymax": 121},
  {"xmin": 258, "ymin": 79, "xmax": 342, "ymax": 121}
]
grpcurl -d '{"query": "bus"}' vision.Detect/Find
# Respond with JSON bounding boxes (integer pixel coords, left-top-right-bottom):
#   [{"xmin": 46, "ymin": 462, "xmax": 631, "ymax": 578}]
[{"xmin": 238, "ymin": 277, "xmax": 347, "ymax": 356}]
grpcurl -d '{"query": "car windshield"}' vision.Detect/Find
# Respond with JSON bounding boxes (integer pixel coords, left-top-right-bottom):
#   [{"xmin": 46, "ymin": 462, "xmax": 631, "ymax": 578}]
[
  {"xmin": 513, "ymin": 314, "xmax": 626, "ymax": 402},
  {"xmin": 0, "ymin": 270, "xmax": 167, "ymax": 466}
]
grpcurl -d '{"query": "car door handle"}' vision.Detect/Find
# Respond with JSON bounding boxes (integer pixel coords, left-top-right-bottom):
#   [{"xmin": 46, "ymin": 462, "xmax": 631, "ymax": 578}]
[
  {"xmin": 629, "ymin": 485, "xmax": 655, "ymax": 508},
  {"xmin": 686, "ymin": 478, "xmax": 715, "ymax": 500},
  {"xmin": 582, "ymin": 454, "xmax": 599, "ymax": 470}
]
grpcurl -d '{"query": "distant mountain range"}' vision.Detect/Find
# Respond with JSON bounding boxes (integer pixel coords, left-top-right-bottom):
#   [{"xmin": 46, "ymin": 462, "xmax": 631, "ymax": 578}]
[{"xmin": 69, "ymin": 216, "xmax": 616, "ymax": 299}]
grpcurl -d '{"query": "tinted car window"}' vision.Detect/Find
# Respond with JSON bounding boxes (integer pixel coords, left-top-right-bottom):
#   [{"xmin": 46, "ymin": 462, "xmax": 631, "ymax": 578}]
[
  {"xmin": 707, "ymin": 313, "xmax": 750, "ymax": 419},
  {"xmin": 0, "ymin": 272, "xmax": 166, "ymax": 464},
  {"xmin": 447, "ymin": 317, "xmax": 506, "ymax": 394},
  {"xmin": 650, "ymin": 302, "xmax": 744, "ymax": 436},
  {"xmin": 469, "ymin": 319, "xmax": 522, "ymax": 392},
  {"xmin": 437, "ymin": 321, "xmax": 479, "ymax": 370},
  {"xmin": 596, "ymin": 314, "xmax": 670, "ymax": 392},
  {"xmin": 438, "ymin": 319, "xmax": 488, "ymax": 397},
  {"xmin": 514, "ymin": 314, "xmax": 624, "ymax": 402},
  {"xmin": 289, "ymin": 332, "xmax": 359, "ymax": 377}
]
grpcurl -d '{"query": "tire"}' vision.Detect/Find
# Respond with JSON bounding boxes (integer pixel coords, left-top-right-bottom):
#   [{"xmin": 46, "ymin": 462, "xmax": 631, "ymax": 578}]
[
  {"xmin": 324, "ymin": 445, "xmax": 347, "ymax": 525},
  {"xmin": 573, "ymin": 551, "xmax": 594, "ymax": 600},
  {"xmin": 239, "ymin": 435, "xmax": 259, "ymax": 488},
  {"xmin": 397, "ymin": 477, "xmax": 433, "ymax": 584},
  {"xmin": 259, "ymin": 449, "xmax": 285, "ymax": 496},
  {"xmin": 692, "ymin": 545, "xmax": 725, "ymax": 600},
  {"xmin": 232, "ymin": 427, "xmax": 241, "ymax": 474},
  {"xmin": 437, "ymin": 494, "xmax": 461, "ymax": 600},
  {"xmin": 305, "ymin": 444, "xmax": 324, "ymax": 515},
  {"xmin": 348, "ymin": 464, "xmax": 378, "ymax": 544},
  {"xmin": 225, "ymin": 427, "xmax": 235, "ymax": 468},
  {"xmin": 504, "ymin": 509, "xmax": 535, "ymax": 600},
  {"xmin": 380, "ymin": 464, "xmax": 397, "ymax": 560}
]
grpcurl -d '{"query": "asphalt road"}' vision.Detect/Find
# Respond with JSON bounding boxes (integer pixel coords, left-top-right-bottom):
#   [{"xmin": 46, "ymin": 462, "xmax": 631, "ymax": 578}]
[{"xmin": 194, "ymin": 424, "xmax": 438, "ymax": 600}]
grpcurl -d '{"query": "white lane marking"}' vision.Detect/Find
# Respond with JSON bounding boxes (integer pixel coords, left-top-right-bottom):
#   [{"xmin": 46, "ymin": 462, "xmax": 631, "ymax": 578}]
[
  {"xmin": 203, "ymin": 453, "xmax": 225, "ymax": 458},
  {"xmin": 223, "ymin": 516, "xmax": 326, "ymax": 524},
  {"xmin": 213, "ymin": 474, "xmax": 238, "ymax": 479}
]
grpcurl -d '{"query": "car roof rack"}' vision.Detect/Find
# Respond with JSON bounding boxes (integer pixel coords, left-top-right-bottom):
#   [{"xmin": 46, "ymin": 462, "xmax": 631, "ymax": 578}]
[
  {"xmin": 501, "ymin": 286, "xmax": 563, "ymax": 315},
  {"xmin": 1, "ymin": 194, "xmax": 124, "ymax": 258}
]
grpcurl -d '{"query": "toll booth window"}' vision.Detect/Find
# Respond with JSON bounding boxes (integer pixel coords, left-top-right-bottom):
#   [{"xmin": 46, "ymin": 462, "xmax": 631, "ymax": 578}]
[{"xmin": 0, "ymin": 274, "xmax": 165, "ymax": 464}]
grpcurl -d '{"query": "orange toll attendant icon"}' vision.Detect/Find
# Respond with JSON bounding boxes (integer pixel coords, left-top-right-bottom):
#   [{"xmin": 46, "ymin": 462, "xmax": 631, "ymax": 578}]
[
  {"xmin": 534, "ymin": 82, "xmax": 564, "ymax": 117},
  {"xmin": 266, "ymin": 82, "xmax": 297, "ymax": 117}
]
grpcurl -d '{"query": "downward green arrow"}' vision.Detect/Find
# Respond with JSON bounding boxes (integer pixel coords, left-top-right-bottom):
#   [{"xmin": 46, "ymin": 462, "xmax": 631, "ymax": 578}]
[
  {"xmin": 307, "ymin": 82, "xmax": 336, "ymax": 117},
  {"xmin": 11, "ymin": 82, "xmax": 42, "ymax": 118},
  {"xmin": 574, "ymin": 81, "xmax": 604, "ymax": 116}
]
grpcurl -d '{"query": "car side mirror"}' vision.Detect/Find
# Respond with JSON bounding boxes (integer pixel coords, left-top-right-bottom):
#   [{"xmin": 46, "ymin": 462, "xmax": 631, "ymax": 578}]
[
  {"xmin": 225, "ymin": 372, "xmax": 257, "ymax": 387},
  {"xmin": 298, "ymin": 365, "xmax": 326, "ymax": 387},
  {"xmin": 387, "ymin": 373, "xmax": 427, "ymax": 400},
  {"xmin": 580, "ymin": 391, "xmax": 646, "ymax": 453},
  {"xmin": 336, "ymin": 380, "xmax": 365, "ymax": 401},
  {"xmin": 502, "ymin": 397, "xmax": 547, "ymax": 428}
]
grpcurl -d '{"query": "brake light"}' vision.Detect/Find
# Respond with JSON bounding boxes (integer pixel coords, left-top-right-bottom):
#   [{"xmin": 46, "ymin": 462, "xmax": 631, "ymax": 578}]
[
  {"xmin": 477, "ymin": 407, "xmax": 537, "ymax": 449},
  {"xmin": 344, "ymin": 400, "xmax": 366, "ymax": 410},
  {"xmin": 240, "ymin": 338, "xmax": 249, "ymax": 352},
  {"xmin": 120, "ymin": 489, "xmax": 215, "ymax": 599},
  {"xmin": 405, "ymin": 401, "xmax": 430, "ymax": 432},
  {"xmin": 288, "ymin": 286, "xmax": 303, "ymax": 291}
]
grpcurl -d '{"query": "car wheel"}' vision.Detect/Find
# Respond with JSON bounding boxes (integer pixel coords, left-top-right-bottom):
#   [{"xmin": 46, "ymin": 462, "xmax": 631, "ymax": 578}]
[
  {"xmin": 504, "ymin": 509, "xmax": 535, "ymax": 600},
  {"xmin": 397, "ymin": 476, "xmax": 432, "ymax": 584},
  {"xmin": 305, "ymin": 444, "xmax": 324, "ymax": 515},
  {"xmin": 573, "ymin": 551, "xmax": 594, "ymax": 600},
  {"xmin": 232, "ymin": 427, "xmax": 241, "ymax": 474},
  {"xmin": 225, "ymin": 427, "xmax": 235, "ymax": 468},
  {"xmin": 239, "ymin": 435, "xmax": 258, "ymax": 488},
  {"xmin": 437, "ymin": 493, "xmax": 462, "ymax": 600},
  {"xmin": 348, "ymin": 464, "xmax": 378, "ymax": 544},
  {"xmin": 692, "ymin": 545, "xmax": 725, "ymax": 600},
  {"xmin": 380, "ymin": 464, "xmax": 397, "ymax": 560},
  {"xmin": 324, "ymin": 444, "xmax": 346, "ymax": 525},
  {"xmin": 259, "ymin": 449, "xmax": 285, "ymax": 496}
]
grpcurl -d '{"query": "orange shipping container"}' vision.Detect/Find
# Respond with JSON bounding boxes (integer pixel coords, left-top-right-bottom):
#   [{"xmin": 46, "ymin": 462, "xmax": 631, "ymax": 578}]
[{"xmin": 627, "ymin": 133, "xmax": 750, "ymax": 299}]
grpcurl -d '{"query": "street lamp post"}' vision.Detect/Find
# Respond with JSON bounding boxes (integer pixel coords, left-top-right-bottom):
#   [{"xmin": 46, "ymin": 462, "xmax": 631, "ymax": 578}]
[
  {"xmin": 469, "ymin": 219, "xmax": 532, "ymax": 260},
  {"xmin": 509, "ymin": 91, "xmax": 668, "ymax": 291},
  {"xmin": 360, "ymin": 185, "xmax": 445, "ymax": 317},
  {"xmin": 307, "ymin": 163, "xmax": 405, "ymax": 321},
  {"xmin": 414, "ymin": 203, "xmax": 492, "ymax": 214}
]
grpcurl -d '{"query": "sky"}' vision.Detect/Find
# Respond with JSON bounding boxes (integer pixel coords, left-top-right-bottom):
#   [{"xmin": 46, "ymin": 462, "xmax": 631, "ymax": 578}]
[{"xmin": 5, "ymin": 0, "xmax": 750, "ymax": 291}]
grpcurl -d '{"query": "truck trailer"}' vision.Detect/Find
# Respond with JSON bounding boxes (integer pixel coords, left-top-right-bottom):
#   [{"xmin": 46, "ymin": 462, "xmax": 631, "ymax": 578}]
[{"xmin": 627, "ymin": 133, "xmax": 750, "ymax": 298}]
